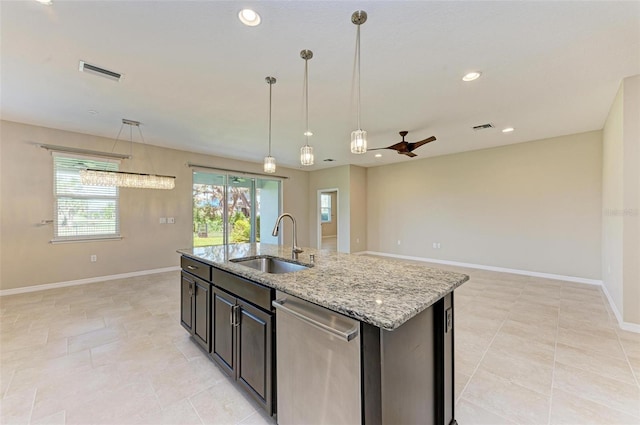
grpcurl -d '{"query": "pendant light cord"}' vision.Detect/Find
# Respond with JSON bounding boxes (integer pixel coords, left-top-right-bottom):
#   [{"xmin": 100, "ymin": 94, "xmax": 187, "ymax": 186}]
[
  {"xmin": 304, "ymin": 57, "xmax": 310, "ymax": 147},
  {"xmin": 268, "ymin": 80, "xmax": 273, "ymax": 156},
  {"xmin": 356, "ymin": 23, "xmax": 361, "ymax": 130}
]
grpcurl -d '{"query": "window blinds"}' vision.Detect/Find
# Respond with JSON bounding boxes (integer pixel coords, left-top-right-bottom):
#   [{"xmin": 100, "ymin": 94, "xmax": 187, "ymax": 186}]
[{"xmin": 52, "ymin": 153, "xmax": 121, "ymax": 241}]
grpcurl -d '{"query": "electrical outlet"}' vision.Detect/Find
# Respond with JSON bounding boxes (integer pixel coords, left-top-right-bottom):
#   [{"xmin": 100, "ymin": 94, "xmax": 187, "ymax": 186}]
[
  {"xmin": 397, "ymin": 240, "xmax": 401, "ymax": 246},
  {"xmin": 433, "ymin": 242, "xmax": 437, "ymax": 248},
  {"xmin": 159, "ymin": 217, "xmax": 167, "ymax": 224},
  {"xmin": 90, "ymin": 255, "xmax": 97, "ymax": 262},
  {"xmin": 167, "ymin": 217, "xmax": 175, "ymax": 224},
  {"xmin": 437, "ymin": 243, "xmax": 441, "ymax": 249}
]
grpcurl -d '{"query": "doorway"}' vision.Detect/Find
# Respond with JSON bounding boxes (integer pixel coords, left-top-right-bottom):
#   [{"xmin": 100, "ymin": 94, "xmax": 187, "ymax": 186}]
[
  {"xmin": 317, "ymin": 189, "xmax": 338, "ymax": 251},
  {"xmin": 192, "ymin": 171, "xmax": 281, "ymax": 247}
]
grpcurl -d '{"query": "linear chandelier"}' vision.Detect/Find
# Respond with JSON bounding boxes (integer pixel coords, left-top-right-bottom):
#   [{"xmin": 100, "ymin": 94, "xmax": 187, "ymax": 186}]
[{"xmin": 79, "ymin": 119, "xmax": 176, "ymax": 190}]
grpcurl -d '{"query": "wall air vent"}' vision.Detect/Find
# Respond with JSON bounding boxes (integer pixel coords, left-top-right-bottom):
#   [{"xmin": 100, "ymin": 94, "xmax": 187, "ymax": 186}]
[
  {"xmin": 472, "ymin": 123, "xmax": 494, "ymax": 131},
  {"xmin": 78, "ymin": 61, "xmax": 122, "ymax": 82}
]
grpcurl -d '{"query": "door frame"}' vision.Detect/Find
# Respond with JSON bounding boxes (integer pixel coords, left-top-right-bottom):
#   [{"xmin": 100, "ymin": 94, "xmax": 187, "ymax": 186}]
[{"xmin": 317, "ymin": 188, "xmax": 339, "ymax": 250}]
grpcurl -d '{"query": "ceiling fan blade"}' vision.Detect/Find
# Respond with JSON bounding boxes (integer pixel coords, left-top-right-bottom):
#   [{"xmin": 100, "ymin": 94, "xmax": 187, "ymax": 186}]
[
  {"xmin": 402, "ymin": 151, "xmax": 418, "ymax": 158},
  {"xmin": 408, "ymin": 136, "xmax": 437, "ymax": 150}
]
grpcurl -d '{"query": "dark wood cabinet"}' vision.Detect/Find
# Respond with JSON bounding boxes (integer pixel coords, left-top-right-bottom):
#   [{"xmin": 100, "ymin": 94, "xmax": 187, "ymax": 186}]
[
  {"xmin": 212, "ymin": 287, "xmax": 236, "ymax": 374},
  {"xmin": 180, "ymin": 271, "xmax": 211, "ymax": 352},
  {"xmin": 181, "ymin": 256, "xmax": 275, "ymax": 416},
  {"xmin": 211, "ymin": 287, "xmax": 273, "ymax": 415},
  {"xmin": 236, "ymin": 299, "xmax": 272, "ymax": 408}
]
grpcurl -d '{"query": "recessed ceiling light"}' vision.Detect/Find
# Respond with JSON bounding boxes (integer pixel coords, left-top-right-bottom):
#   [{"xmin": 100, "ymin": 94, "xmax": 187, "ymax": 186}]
[
  {"xmin": 238, "ymin": 9, "xmax": 261, "ymax": 26},
  {"xmin": 35, "ymin": 0, "xmax": 52, "ymax": 5},
  {"xmin": 88, "ymin": 110, "xmax": 98, "ymax": 115},
  {"xmin": 375, "ymin": 153, "xmax": 382, "ymax": 158},
  {"xmin": 502, "ymin": 127, "xmax": 515, "ymax": 133},
  {"xmin": 462, "ymin": 71, "xmax": 481, "ymax": 82}
]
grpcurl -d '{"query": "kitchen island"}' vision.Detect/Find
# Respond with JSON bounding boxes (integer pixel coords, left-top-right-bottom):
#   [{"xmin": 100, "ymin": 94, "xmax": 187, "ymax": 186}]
[{"xmin": 178, "ymin": 243, "xmax": 469, "ymax": 425}]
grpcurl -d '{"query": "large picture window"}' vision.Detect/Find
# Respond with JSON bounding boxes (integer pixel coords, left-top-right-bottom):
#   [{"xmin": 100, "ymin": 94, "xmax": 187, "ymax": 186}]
[{"xmin": 53, "ymin": 153, "xmax": 120, "ymax": 242}]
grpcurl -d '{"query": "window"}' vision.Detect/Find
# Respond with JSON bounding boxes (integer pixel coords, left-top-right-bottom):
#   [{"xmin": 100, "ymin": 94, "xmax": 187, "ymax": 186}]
[
  {"xmin": 321, "ymin": 193, "xmax": 332, "ymax": 223},
  {"xmin": 53, "ymin": 153, "xmax": 120, "ymax": 242}
]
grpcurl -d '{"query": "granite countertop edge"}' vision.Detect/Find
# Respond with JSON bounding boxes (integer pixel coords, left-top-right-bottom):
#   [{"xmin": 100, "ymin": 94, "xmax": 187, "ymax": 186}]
[{"xmin": 178, "ymin": 244, "xmax": 469, "ymax": 331}]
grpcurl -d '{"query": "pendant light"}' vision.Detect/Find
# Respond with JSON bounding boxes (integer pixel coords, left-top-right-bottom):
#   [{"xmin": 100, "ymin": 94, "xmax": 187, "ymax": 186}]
[
  {"xmin": 264, "ymin": 76, "xmax": 277, "ymax": 174},
  {"xmin": 350, "ymin": 10, "xmax": 368, "ymax": 154},
  {"xmin": 79, "ymin": 119, "xmax": 176, "ymax": 190},
  {"xmin": 300, "ymin": 49, "xmax": 314, "ymax": 166}
]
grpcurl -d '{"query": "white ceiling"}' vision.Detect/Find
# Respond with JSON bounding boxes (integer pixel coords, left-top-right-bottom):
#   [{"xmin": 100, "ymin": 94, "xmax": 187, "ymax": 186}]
[{"xmin": 2, "ymin": 1, "xmax": 639, "ymax": 170}]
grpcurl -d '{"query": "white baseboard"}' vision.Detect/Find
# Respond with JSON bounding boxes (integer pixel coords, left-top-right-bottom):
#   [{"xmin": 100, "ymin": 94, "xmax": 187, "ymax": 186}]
[
  {"xmin": 322, "ymin": 235, "xmax": 337, "ymax": 239},
  {"xmin": 0, "ymin": 266, "xmax": 181, "ymax": 296},
  {"xmin": 600, "ymin": 283, "xmax": 640, "ymax": 333},
  {"xmin": 362, "ymin": 251, "xmax": 602, "ymax": 285},
  {"xmin": 363, "ymin": 251, "xmax": 640, "ymax": 333}
]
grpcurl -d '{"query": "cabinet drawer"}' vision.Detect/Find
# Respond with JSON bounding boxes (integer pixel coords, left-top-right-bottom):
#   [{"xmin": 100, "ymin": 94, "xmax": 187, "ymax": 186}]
[
  {"xmin": 181, "ymin": 256, "xmax": 212, "ymax": 281},
  {"xmin": 213, "ymin": 268, "xmax": 273, "ymax": 312}
]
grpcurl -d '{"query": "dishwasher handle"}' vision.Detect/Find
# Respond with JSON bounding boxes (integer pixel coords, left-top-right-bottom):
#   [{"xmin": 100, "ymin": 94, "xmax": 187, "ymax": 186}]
[{"xmin": 273, "ymin": 299, "xmax": 359, "ymax": 342}]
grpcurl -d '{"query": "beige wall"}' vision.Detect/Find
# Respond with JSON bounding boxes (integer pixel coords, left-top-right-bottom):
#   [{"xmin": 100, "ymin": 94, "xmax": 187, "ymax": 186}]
[
  {"xmin": 349, "ymin": 165, "xmax": 367, "ymax": 253},
  {"xmin": 623, "ymin": 75, "xmax": 640, "ymax": 325},
  {"xmin": 602, "ymin": 83, "xmax": 625, "ymax": 315},
  {"xmin": 0, "ymin": 120, "xmax": 309, "ymax": 290},
  {"xmin": 603, "ymin": 74, "xmax": 640, "ymax": 326},
  {"xmin": 367, "ymin": 131, "xmax": 603, "ymax": 279}
]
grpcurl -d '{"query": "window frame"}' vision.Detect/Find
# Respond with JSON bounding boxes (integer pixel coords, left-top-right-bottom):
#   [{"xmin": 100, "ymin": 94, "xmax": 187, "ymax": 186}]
[{"xmin": 52, "ymin": 152, "xmax": 122, "ymax": 243}]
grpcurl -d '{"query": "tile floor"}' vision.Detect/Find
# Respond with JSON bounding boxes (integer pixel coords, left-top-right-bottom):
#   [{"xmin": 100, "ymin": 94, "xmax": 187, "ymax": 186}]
[{"xmin": 1, "ymin": 264, "xmax": 639, "ymax": 425}]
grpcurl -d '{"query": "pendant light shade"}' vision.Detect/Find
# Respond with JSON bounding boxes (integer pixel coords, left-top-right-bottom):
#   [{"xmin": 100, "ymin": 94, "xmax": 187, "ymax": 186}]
[
  {"xmin": 350, "ymin": 10, "xmax": 368, "ymax": 154},
  {"xmin": 264, "ymin": 76, "xmax": 277, "ymax": 174},
  {"xmin": 300, "ymin": 49, "xmax": 314, "ymax": 166},
  {"xmin": 79, "ymin": 119, "xmax": 176, "ymax": 190}
]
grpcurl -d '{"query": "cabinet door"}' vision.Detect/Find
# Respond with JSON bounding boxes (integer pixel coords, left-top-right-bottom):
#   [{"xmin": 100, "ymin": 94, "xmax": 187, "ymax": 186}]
[
  {"xmin": 237, "ymin": 299, "xmax": 273, "ymax": 414},
  {"xmin": 212, "ymin": 288, "xmax": 236, "ymax": 376},
  {"xmin": 180, "ymin": 273, "xmax": 194, "ymax": 333},
  {"xmin": 193, "ymin": 279, "xmax": 211, "ymax": 352}
]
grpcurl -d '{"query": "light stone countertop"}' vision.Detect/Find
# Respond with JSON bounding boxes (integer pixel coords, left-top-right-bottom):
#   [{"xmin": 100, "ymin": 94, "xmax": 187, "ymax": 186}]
[{"xmin": 177, "ymin": 243, "xmax": 469, "ymax": 331}]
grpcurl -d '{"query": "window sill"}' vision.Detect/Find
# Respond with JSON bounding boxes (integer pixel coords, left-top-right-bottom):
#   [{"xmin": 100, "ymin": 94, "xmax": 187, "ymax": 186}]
[{"xmin": 50, "ymin": 236, "xmax": 123, "ymax": 244}]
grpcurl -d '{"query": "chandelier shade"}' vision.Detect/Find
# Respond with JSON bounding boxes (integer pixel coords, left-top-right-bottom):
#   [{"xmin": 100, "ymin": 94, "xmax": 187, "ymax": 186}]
[{"xmin": 80, "ymin": 169, "xmax": 176, "ymax": 190}]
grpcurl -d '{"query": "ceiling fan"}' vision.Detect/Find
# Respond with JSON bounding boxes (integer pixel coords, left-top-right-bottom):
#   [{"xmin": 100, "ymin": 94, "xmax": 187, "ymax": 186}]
[{"xmin": 370, "ymin": 131, "xmax": 436, "ymax": 158}]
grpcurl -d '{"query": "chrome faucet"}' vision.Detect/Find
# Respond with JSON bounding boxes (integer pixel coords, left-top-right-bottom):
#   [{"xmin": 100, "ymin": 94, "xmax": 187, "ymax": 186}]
[{"xmin": 272, "ymin": 213, "xmax": 303, "ymax": 260}]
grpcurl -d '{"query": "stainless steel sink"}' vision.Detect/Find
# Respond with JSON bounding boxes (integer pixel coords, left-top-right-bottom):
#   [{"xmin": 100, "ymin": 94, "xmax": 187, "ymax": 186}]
[{"xmin": 231, "ymin": 256, "xmax": 311, "ymax": 274}]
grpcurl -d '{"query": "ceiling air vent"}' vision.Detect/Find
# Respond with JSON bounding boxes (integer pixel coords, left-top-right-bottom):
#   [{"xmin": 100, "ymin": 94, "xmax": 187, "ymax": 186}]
[
  {"xmin": 472, "ymin": 123, "xmax": 494, "ymax": 131},
  {"xmin": 78, "ymin": 61, "xmax": 121, "ymax": 82}
]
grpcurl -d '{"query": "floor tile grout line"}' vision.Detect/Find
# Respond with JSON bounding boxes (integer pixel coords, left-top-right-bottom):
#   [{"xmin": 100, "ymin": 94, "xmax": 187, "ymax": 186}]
[
  {"xmin": 551, "ymin": 358, "xmax": 640, "ymax": 420},
  {"xmin": 613, "ymin": 331, "xmax": 640, "ymax": 389},
  {"xmin": 546, "ymin": 298, "xmax": 561, "ymax": 425},
  {"xmin": 457, "ymin": 285, "xmax": 517, "ymax": 405},
  {"xmin": 457, "ymin": 395, "xmax": 517, "ymax": 425},
  {"xmin": 27, "ymin": 387, "xmax": 37, "ymax": 425},
  {"xmin": 187, "ymin": 397, "xmax": 206, "ymax": 425}
]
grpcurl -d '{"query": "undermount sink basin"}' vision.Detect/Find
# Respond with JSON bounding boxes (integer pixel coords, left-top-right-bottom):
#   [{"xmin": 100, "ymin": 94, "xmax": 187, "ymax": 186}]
[{"xmin": 230, "ymin": 256, "xmax": 311, "ymax": 274}]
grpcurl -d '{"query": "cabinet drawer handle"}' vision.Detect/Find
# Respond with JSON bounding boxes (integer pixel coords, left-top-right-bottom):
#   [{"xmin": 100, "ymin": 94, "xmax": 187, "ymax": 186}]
[{"xmin": 187, "ymin": 265, "xmax": 198, "ymax": 270}]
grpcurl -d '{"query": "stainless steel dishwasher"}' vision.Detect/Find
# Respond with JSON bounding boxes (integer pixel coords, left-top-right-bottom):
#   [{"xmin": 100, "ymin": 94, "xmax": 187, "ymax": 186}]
[{"xmin": 273, "ymin": 291, "xmax": 361, "ymax": 425}]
